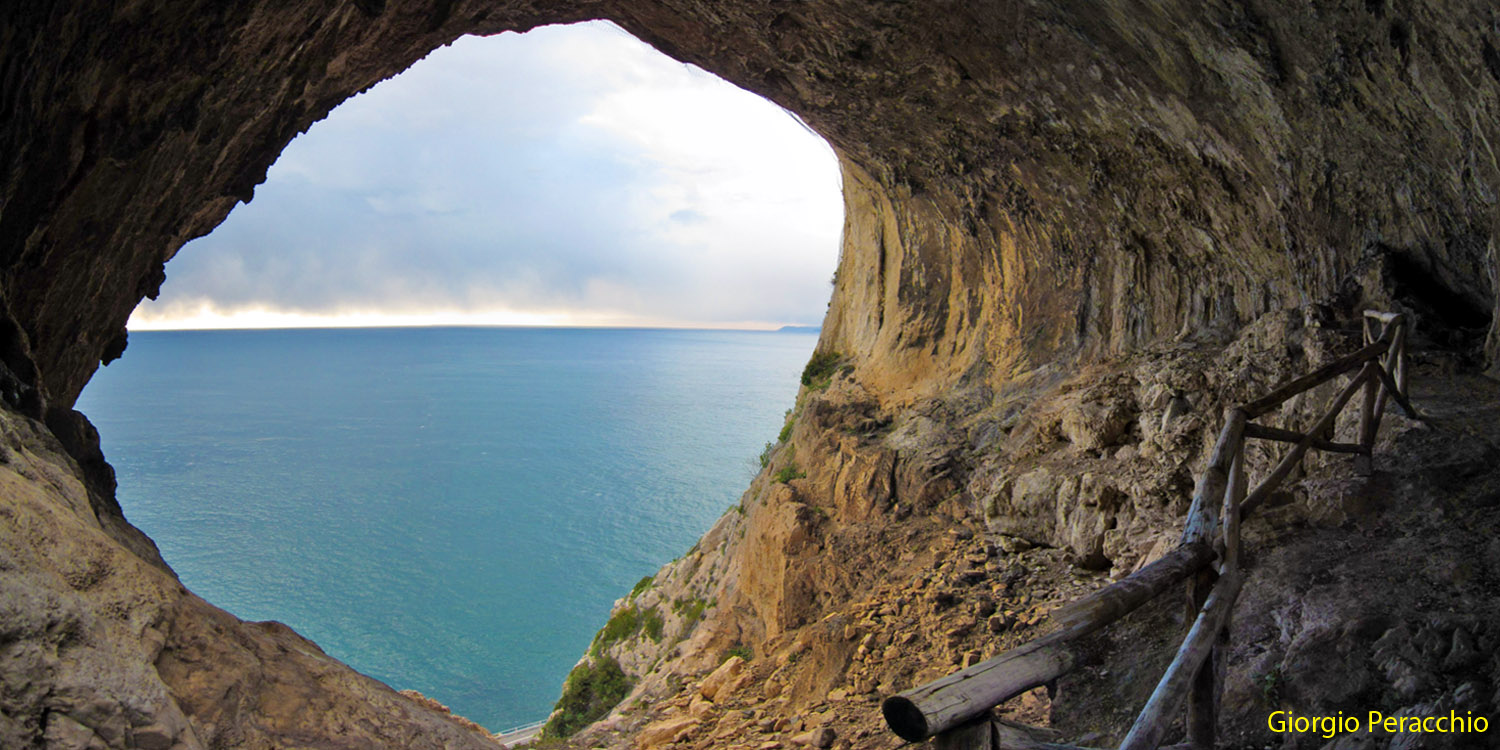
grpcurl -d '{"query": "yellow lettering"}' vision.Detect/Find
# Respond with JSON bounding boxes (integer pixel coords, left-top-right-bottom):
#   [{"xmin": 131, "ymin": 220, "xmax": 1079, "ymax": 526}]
[
  {"xmin": 1318, "ymin": 716, "xmax": 1337, "ymax": 739},
  {"xmin": 1477, "ymin": 717, "xmax": 1488, "ymax": 732},
  {"xmin": 1384, "ymin": 714, "xmax": 1400, "ymax": 732},
  {"xmin": 1422, "ymin": 716, "xmax": 1436, "ymax": 732},
  {"xmin": 1269, "ymin": 711, "xmax": 1287, "ymax": 732},
  {"xmin": 1369, "ymin": 711, "xmax": 1384, "ymax": 730}
]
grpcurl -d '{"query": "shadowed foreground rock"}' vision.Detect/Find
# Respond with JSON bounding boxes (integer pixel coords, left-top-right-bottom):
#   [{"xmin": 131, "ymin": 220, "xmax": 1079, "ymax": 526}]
[{"xmin": 0, "ymin": 406, "xmax": 503, "ymax": 749}]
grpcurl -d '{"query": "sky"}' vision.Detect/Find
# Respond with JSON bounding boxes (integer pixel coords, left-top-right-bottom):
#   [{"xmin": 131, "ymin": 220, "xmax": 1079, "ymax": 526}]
[{"xmin": 129, "ymin": 21, "xmax": 844, "ymax": 331}]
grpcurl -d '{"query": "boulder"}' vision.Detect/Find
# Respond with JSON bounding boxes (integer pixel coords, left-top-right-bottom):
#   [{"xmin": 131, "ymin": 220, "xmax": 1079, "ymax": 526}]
[
  {"xmin": 635, "ymin": 716, "xmax": 699, "ymax": 749},
  {"xmin": 701, "ymin": 656, "xmax": 747, "ymax": 701}
]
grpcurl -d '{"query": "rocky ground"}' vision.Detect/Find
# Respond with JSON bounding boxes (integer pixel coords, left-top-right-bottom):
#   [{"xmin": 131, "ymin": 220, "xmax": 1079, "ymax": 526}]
[{"xmin": 534, "ymin": 307, "xmax": 1500, "ymax": 750}]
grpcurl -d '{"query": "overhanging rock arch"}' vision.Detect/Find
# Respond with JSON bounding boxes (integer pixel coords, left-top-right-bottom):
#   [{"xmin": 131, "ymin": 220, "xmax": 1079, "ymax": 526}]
[
  {"xmin": 9, "ymin": 1, "xmax": 1498, "ymax": 428},
  {"xmin": 2, "ymin": 1, "xmax": 1499, "ymax": 747}
]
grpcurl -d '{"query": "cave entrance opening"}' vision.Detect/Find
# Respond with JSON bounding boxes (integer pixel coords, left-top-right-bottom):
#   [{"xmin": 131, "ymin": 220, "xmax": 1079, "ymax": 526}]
[{"xmin": 76, "ymin": 20, "xmax": 842, "ymax": 733}]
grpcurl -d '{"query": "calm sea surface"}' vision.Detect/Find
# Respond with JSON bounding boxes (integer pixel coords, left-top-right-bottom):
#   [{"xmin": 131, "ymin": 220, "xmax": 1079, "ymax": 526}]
[{"xmin": 76, "ymin": 327, "xmax": 817, "ymax": 730}]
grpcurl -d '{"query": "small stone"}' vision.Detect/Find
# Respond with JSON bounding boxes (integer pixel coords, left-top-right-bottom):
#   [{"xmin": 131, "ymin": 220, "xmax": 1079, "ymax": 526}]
[
  {"xmin": 792, "ymin": 727, "xmax": 837, "ymax": 748},
  {"xmin": 701, "ymin": 656, "xmax": 746, "ymax": 701},
  {"xmin": 636, "ymin": 716, "xmax": 700, "ymax": 749},
  {"xmin": 1443, "ymin": 628, "xmax": 1480, "ymax": 671},
  {"xmin": 997, "ymin": 535, "xmax": 1032, "ymax": 554},
  {"xmin": 689, "ymin": 695, "xmax": 714, "ymax": 718}
]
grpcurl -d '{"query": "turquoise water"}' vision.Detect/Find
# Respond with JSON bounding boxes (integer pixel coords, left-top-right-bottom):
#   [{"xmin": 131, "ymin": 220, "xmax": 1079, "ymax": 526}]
[{"xmin": 76, "ymin": 327, "xmax": 816, "ymax": 730}]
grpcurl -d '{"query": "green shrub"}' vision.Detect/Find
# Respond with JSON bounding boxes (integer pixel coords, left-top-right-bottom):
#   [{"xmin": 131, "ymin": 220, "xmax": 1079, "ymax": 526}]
[
  {"xmin": 726, "ymin": 644, "xmax": 753, "ymax": 662},
  {"xmin": 773, "ymin": 464, "xmax": 806, "ymax": 484},
  {"xmin": 591, "ymin": 605, "xmax": 640, "ymax": 655},
  {"xmin": 642, "ymin": 606, "xmax": 665, "ymax": 642},
  {"xmin": 1257, "ymin": 666, "xmax": 1285, "ymax": 704},
  {"xmin": 542, "ymin": 656, "xmax": 633, "ymax": 738},
  {"xmin": 673, "ymin": 596, "xmax": 710, "ymax": 630},
  {"xmin": 800, "ymin": 351, "xmax": 843, "ymax": 389},
  {"xmin": 757, "ymin": 441, "xmax": 776, "ymax": 468},
  {"xmin": 629, "ymin": 576, "xmax": 653, "ymax": 600},
  {"xmin": 777, "ymin": 410, "xmax": 795, "ymax": 442}
]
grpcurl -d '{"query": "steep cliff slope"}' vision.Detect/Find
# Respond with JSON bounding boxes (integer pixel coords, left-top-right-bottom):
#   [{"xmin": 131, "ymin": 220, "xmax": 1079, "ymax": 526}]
[
  {"xmin": 3, "ymin": 1, "xmax": 1500, "ymax": 748},
  {"xmin": 574, "ymin": 309, "xmax": 1500, "ymax": 749}
]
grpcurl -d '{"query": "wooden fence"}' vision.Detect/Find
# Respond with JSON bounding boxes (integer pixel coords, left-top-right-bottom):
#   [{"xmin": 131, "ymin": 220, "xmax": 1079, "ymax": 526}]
[{"xmin": 881, "ymin": 311, "xmax": 1416, "ymax": 750}]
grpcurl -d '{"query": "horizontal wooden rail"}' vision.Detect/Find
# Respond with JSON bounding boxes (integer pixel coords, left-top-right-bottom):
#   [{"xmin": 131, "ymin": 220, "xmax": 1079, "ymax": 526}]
[
  {"xmin": 882, "ymin": 640, "xmax": 1074, "ymax": 742},
  {"xmin": 1243, "ymin": 422, "xmax": 1364, "ymax": 454},
  {"xmin": 884, "ymin": 312, "xmax": 1415, "ymax": 750},
  {"xmin": 884, "ymin": 542, "xmax": 1216, "ymax": 741}
]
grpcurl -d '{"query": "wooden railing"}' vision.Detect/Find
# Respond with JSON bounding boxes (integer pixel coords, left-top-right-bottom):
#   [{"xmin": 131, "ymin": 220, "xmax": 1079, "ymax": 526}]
[{"xmin": 881, "ymin": 311, "xmax": 1416, "ymax": 750}]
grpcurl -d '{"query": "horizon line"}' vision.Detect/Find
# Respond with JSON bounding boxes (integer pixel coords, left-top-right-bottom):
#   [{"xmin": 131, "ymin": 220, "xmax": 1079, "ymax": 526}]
[{"xmin": 125, "ymin": 321, "xmax": 823, "ymax": 333}]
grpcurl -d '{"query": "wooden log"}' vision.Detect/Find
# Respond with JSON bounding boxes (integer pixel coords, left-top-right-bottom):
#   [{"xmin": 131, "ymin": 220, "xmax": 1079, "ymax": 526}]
[
  {"xmin": 882, "ymin": 642, "xmax": 1074, "ymax": 741},
  {"xmin": 992, "ymin": 729, "xmax": 1104, "ymax": 750},
  {"xmin": 1374, "ymin": 361, "xmax": 1419, "ymax": 420},
  {"xmin": 1371, "ymin": 321, "xmax": 1405, "ymax": 427},
  {"xmin": 1185, "ymin": 565, "xmax": 1218, "ymax": 747},
  {"xmin": 936, "ymin": 716, "xmax": 994, "ymax": 750},
  {"xmin": 887, "ymin": 542, "xmax": 1217, "ymax": 742},
  {"xmin": 1395, "ymin": 324, "xmax": 1409, "ymax": 396},
  {"xmin": 1239, "ymin": 338, "xmax": 1389, "ymax": 419},
  {"xmin": 1049, "ymin": 542, "xmax": 1216, "ymax": 635},
  {"xmin": 1117, "ymin": 570, "xmax": 1246, "ymax": 750},
  {"xmin": 1241, "ymin": 423, "xmax": 1364, "ymax": 454},
  {"xmin": 1241, "ymin": 364, "xmax": 1374, "ymax": 516},
  {"xmin": 1180, "ymin": 410, "xmax": 1245, "ymax": 547},
  {"xmin": 990, "ymin": 719, "xmax": 1079, "ymax": 749},
  {"xmin": 1221, "ymin": 451, "xmax": 1245, "ymax": 575},
  {"xmin": 1356, "ymin": 367, "xmax": 1380, "ymax": 476}
]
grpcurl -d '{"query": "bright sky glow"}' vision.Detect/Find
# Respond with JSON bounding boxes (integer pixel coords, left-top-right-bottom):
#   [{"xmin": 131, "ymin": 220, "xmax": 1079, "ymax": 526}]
[{"xmin": 129, "ymin": 21, "xmax": 843, "ymax": 331}]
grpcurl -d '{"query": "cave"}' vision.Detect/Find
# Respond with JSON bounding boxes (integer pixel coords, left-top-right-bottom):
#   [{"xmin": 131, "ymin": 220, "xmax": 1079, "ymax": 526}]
[{"xmin": 4, "ymin": 2, "xmax": 1500, "ymax": 749}]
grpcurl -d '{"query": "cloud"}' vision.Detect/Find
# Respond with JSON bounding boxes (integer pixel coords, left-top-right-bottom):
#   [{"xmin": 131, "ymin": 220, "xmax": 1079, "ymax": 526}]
[{"xmin": 132, "ymin": 21, "xmax": 843, "ymax": 330}]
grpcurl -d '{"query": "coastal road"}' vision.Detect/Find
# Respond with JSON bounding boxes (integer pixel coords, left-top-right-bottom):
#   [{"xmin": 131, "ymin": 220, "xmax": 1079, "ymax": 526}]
[{"xmin": 495, "ymin": 720, "xmax": 545, "ymax": 747}]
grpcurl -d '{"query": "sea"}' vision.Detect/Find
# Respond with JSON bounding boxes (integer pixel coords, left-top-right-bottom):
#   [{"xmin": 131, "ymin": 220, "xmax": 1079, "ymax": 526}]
[{"xmin": 75, "ymin": 326, "xmax": 818, "ymax": 731}]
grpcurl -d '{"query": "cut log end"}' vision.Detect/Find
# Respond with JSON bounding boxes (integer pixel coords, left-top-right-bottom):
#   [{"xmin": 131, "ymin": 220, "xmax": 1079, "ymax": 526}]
[{"xmin": 883, "ymin": 695, "xmax": 931, "ymax": 742}]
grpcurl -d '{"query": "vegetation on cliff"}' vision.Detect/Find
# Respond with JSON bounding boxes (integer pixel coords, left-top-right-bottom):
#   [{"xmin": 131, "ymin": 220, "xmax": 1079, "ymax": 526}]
[
  {"xmin": 799, "ymin": 351, "xmax": 844, "ymax": 390},
  {"xmin": 542, "ymin": 656, "xmax": 633, "ymax": 739}
]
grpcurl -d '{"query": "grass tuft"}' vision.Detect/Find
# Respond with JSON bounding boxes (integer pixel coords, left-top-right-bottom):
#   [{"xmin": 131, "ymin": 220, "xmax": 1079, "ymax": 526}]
[
  {"xmin": 773, "ymin": 464, "xmax": 806, "ymax": 484},
  {"xmin": 629, "ymin": 576, "xmax": 653, "ymax": 600},
  {"xmin": 641, "ymin": 606, "xmax": 664, "ymax": 642}
]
